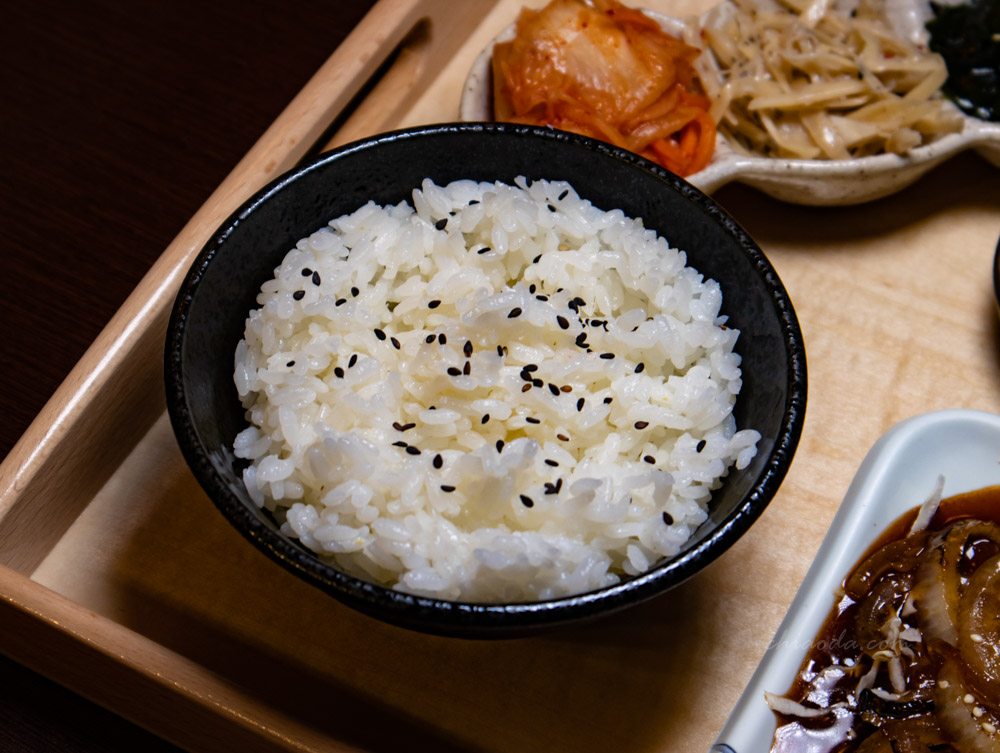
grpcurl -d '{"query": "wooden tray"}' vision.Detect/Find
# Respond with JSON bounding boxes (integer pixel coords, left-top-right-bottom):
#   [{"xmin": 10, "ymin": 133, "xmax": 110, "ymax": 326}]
[{"xmin": 1, "ymin": 0, "xmax": 998, "ymax": 751}]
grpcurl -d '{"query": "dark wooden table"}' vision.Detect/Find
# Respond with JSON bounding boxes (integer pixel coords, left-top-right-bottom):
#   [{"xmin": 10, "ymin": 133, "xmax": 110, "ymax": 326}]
[{"xmin": 1, "ymin": 2, "xmax": 377, "ymax": 749}]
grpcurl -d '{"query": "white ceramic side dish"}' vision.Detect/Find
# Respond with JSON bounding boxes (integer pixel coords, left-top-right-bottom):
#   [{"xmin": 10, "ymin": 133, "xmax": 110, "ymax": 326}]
[
  {"xmin": 709, "ymin": 409, "xmax": 1000, "ymax": 752},
  {"xmin": 459, "ymin": 1, "xmax": 1000, "ymax": 206}
]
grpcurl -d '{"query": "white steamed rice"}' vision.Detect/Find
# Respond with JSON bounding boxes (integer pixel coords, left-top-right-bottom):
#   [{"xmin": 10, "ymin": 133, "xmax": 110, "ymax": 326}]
[{"xmin": 233, "ymin": 176, "xmax": 759, "ymax": 602}]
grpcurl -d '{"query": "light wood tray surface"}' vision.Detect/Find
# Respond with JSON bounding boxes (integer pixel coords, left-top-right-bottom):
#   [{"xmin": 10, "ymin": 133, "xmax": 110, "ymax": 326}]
[{"xmin": 1, "ymin": 0, "xmax": 998, "ymax": 751}]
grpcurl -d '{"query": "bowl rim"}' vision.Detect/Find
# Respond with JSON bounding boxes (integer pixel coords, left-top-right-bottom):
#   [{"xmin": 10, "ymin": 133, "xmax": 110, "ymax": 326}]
[
  {"xmin": 993, "ymin": 233, "xmax": 1000, "ymax": 316},
  {"xmin": 164, "ymin": 122, "xmax": 807, "ymax": 635}
]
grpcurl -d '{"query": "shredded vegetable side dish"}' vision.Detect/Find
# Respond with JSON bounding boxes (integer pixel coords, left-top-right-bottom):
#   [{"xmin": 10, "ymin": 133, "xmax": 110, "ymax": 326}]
[
  {"xmin": 491, "ymin": 0, "xmax": 716, "ymax": 177},
  {"xmin": 687, "ymin": 0, "xmax": 966, "ymax": 160}
]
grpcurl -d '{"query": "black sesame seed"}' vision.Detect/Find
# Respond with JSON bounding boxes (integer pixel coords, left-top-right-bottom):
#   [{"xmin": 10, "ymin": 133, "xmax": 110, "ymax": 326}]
[
  {"xmin": 644, "ymin": 455, "xmax": 656, "ymax": 464},
  {"xmin": 576, "ymin": 398, "xmax": 585, "ymax": 411},
  {"xmin": 558, "ymin": 189, "xmax": 569, "ymax": 200},
  {"xmin": 481, "ymin": 414, "xmax": 490, "ymax": 424},
  {"xmin": 519, "ymin": 495, "xmax": 534, "ymax": 508},
  {"xmin": 572, "ymin": 296, "xmax": 585, "ymax": 308},
  {"xmin": 392, "ymin": 441, "xmax": 408, "ymax": 448},
  {"xmin": 548, "ymin": 383, "xmax": 560, "ymax": 396},
  {"xmin": 447, "ymin": 367, "xmax": 461, "ymax": 376},
  {"xmin": 554, "ymin": 478, "xmax": 563, "ymax": 493},
  {"xmin": 392, "ymin": 421, "xmax": 405, "ymax": 431},
  {"xmin": 301, "ymin": 268, "xmax": 312, "ymax": 277},
  {"xmin": 521, "ymin": 384, "xmax": 531, "ymax": 392},
  {"xmin": 351, "ymin": 287, "xmax": 359, "ymax": 297},
  {"xmin": 535, "ymin": 295, "xmax": 548, "ymax": 302},
  {"xmin": 463, "ymin": 341, "xmax": 473, "ymax": 357},
  {"xmin": 600, "ymin": 352, "xmax": 615, "ymax": 360},
  {"xmin": 463, "ymin": 361, "xmax": 471, "ymax": 376},
  {"xmin": 548, "ymin": 204, "xmax": 557, "ymax": 212},
  {"xmin": 426, "ymin": 335, "xmax": 436, "ymax": 344},
  {"xmin": 635, "ymin": 363, "xmax": 645, "ymax": 373},
  {"xmin": 634, "ymin": 421, "xmax": 649, "ymax": 430},
  {"xmin": 556, "ymin": 316, "xmax": 569, "ymax": 330},
  {"xmin": 575, "ymin": 333, "xmax": 588, "ymax": 347},
  {"xmin": 696, "ymin": 439, "xmax": 707, "ymax": 452},
  {"xmin": 545, "ymin": 459, "xmax": 559, "ymax": 467},
  {"xmin": 532, "ymin": 379, "xmax": 543, "ymax": 388},
  {"xmin": 567, "ymin": 300, "xmax": 579, "ymax": 312},
  {"xmin": 433, "ymin": 454, "xmax": 443, "ymax": 469},
  {"xmin": 334, "ymin": 367, "xmax": 345, "ymax": 378},
  {"xmin": 348, "ymin": 354, "xmax": 358, "ymax": 368},
  {"xmin": 374, "ymin": 328, "xmax": 386, "ymax": 341},
  {"xmin": 497, "ymin": 345, "xmax": 504, "ymax": 357},
  {"xmin": 406, "ymin": 446, "xmax": 421, "ymax": 456},
  {"xmin": 335, "ymin": 298, "xmax": 347, "ymax": 306},
  {"xmin": 524, "ymin": 364, "xmax": 538, "ymax": 372},
  {"xmin": 662, "ymin": 511, "xmax": 674, "ymax": 525},
  {"xmin": 434, "ymin": 218, "xmax": 448, "ymax": 230},
  {"xmin": 508, "ymin": 307, "xmax": 522, "ymax": 318},
  {"xmin": 604, "ymin": 397, "xmax": 613, "ymax": 404},
  {"xmin": 496, "ymin": 440, "xmax": 504, "ymax": 452},
  {"xmin": 477, "ymin": 247, "xmax": 491, "ymax": 255},
  {"xmin": 560, "ymin": 385, "xmax": 572, "ymax": 393},
  {"xmin": 525, "ymin": 416, "xmax": 541, "ymax": 424},
  {"xmin": 312, "ymin": 271, "xmax": 321, "ymax": 286},
  {"xmin": 441, "ymin": 484, "xmax": 456, "ymax": 492},
  {"xmin": 520, "ymin": 370, "xmax": 533, "ymax": 382},
  {"xmin": 293, "ymin": 290, "xmax": 306, "ymax": 301},
  {"xmin": 532, "ymin": 254, "xmax": 542, "ymax": 264},
  {"xmin": 438, "ymin": 333, "xmax": 446, "ymax": 345},
  {"xmin": 428, "ymin": 299, "xmax": 441, "ymax": 309},
  {"xmin": 286, "ymin": 360, "xmax": 295, "ymax": 367},
  {"xmin": 401, "ymin": 423, "xmax": 415, "ymax": 431},
  {"xmin": 469, "ymin": 199, "xmax": 480, "ymax": 205},
  {"xmin": 557, "ymin": 434, "xmax": 569, "ymax": 442},
  {"xmin": 390, "ymin": 337, "xmax": 401, "ymax": 350}
]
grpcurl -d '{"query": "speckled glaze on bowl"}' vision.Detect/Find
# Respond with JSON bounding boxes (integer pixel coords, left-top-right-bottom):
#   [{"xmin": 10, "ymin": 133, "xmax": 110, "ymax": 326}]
[
  {"xmin": 165, "ymin": 123, "xmax": 806, "ymax": 637},
  {"xmin": 459, "ymin": 1, "xmax": 1000, "ymax": 206}
]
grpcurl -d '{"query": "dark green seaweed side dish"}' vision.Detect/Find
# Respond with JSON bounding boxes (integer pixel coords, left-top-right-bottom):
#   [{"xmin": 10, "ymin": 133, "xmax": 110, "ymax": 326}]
[{"xmin": 927, "ymin": 0, "xmax": 1000, "ymax": 122}]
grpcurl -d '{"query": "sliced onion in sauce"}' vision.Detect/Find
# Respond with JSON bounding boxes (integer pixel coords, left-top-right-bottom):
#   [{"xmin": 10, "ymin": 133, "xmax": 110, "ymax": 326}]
[
  {"xmin": 845, "ymin": 534, "xmax": 927, "ymax": 600},
  {"xmin": 958, "ymin": 553, "xmax": 1000, "ymax": 706},
  {"xmin": 854, "ymin": 715, "xmax": 949, "ymax": 753},
  {"xmin": 933, "ymin": 651, "xmax": 1000, "ymax": 753},
  {"xmin": 914, "ymin": 548, "xmax": 960, "ymax": 645},
  {"xmin": 913, "ymin": 520, "xmax": 1000, "ymax": 646},
  {"xmin": 854, "ymin": 573, "xmax": 914, "ymax": 653}
]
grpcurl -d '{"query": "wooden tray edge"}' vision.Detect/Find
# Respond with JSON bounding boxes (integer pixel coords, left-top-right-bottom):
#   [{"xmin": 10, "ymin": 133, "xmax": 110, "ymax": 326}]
[
  {"xmin": 0, "ymin": 0, "xmax": 432, "ymax": 572},
  {"xmin": 0, "ymin": 0, "xmax": 454, "ymax": 748}
]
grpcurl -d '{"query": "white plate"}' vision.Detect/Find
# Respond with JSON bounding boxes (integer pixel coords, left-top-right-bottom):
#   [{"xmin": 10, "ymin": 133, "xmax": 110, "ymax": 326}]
[
  {"xmin": 460, "ymin": 2, "xmax": 1000, "ymax": 206},
  {"xmin": 710, "ymin": 409, "xmax": 1000, "ymax": 753}
]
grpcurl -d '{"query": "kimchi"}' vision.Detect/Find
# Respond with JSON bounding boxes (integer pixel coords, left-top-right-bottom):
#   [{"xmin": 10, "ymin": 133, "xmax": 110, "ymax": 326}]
[{"xmin": 492, "ymin": 0, "xmax": 716, "ymax": 177}]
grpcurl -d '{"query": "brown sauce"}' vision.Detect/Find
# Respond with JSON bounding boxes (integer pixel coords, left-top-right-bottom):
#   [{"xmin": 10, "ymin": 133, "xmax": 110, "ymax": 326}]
[{"xmin": 769, "ymin": 485, "xmax": 1000, "ymax": 752}]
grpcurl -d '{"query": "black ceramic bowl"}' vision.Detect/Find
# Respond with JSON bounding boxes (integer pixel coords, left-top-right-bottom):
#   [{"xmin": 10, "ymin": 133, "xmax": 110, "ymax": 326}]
[
  {"xmin": 994, "ymin": 234, "xmax": 1000, "ymax": 317},
  {"xmin": 165, "ymin": 123, "xmax": 807, "ymax": 637}
]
